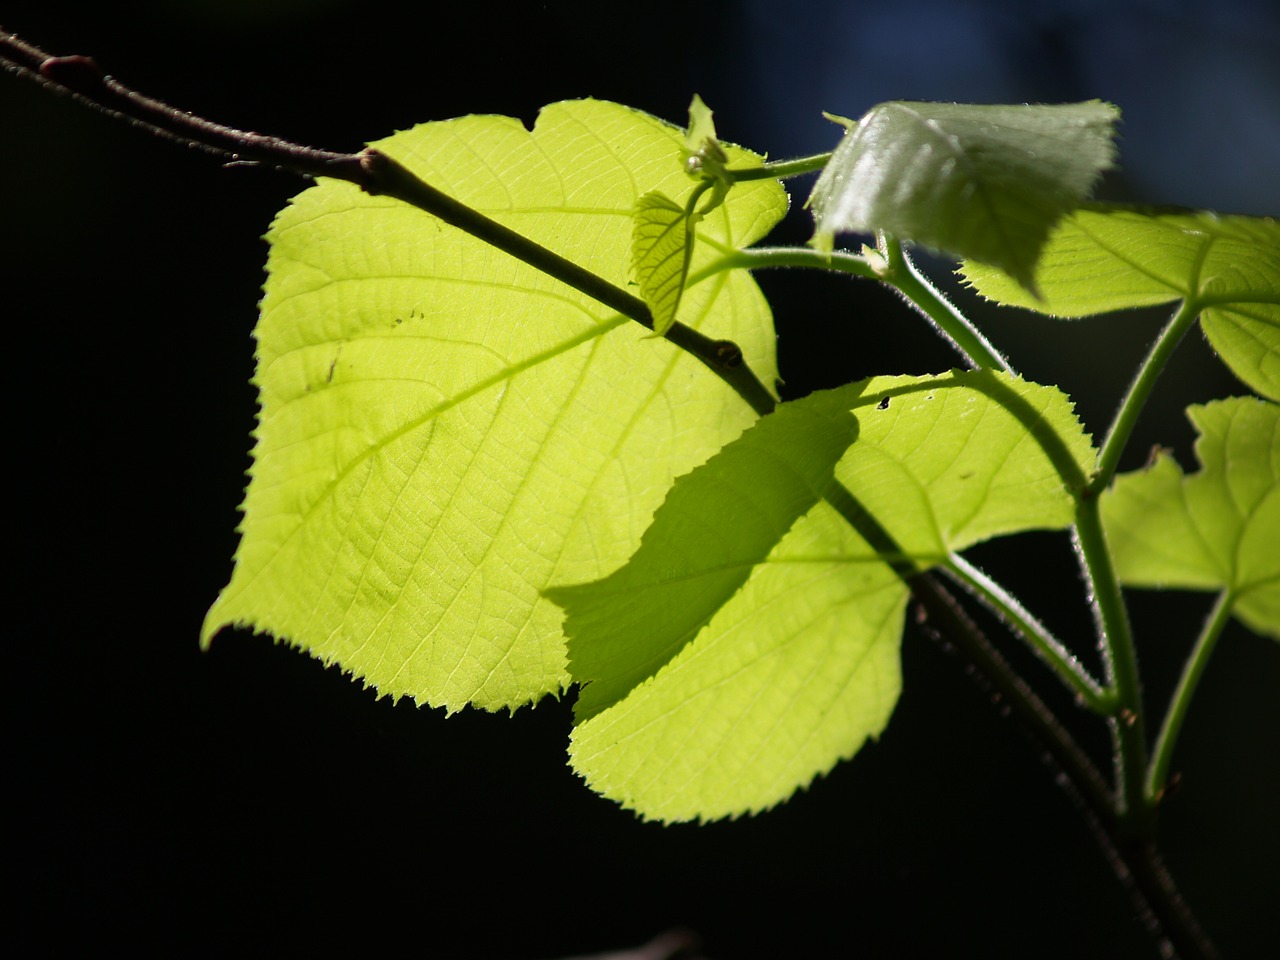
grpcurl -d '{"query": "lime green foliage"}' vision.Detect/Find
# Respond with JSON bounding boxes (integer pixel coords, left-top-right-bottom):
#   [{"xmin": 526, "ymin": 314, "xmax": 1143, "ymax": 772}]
[
  {"xmin": 1101, "ymin": 398, "xmax": 1280, "ymax": 639},
  {"xmin": 631, "ymin": 97, "xmax": 735, "ymax": 336},
  {"xmin": 549, "ymin": 389, "xmax": 859, "ymax": 723},
  {"xmin": 201, "ymin": 100, "xmax": 786, "ymax": 711},
  {"xmin": 553, "ymin": 371, "xmax": 1093, "ymax": 821},
  {"xmin": 682, "ymin": 95, "xmax": 725, "ymax": 178},
  {"xmin": 838, "ymin": 372, "xmax": 1094, "ymax": 550},
  {"xmin": 961, "ymin": 207, "xmax": 1280, "ymax": 400},
  {"xmin": 631, "ymin": 192, "xmax": 696, "ymax": 336},
  {"xmin": 808, "ymin": 102, "xmax": 1118, "ymax": 290},
  {"xmin": 188, "ymin": 79, "xmax": 1274, "ymax": 861}
]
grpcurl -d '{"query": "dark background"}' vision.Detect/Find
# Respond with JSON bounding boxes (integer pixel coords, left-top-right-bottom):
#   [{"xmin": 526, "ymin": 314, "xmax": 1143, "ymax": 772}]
[{"xmin": 5, "ymin": 2, "xmax": 1278, "ymax": 957}]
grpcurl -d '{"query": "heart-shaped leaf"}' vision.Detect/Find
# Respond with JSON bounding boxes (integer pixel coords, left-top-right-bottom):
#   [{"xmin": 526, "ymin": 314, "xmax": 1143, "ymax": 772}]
[{"xmin": 202, "ymin": 100, "xmax": 786, "ymax": 711}]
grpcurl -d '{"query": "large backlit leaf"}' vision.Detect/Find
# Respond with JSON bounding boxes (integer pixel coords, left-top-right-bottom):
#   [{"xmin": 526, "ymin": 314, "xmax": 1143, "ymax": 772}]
[
  {"xmin": 1101, "ymin": 397, "xmax": 1280, "ymax": 639},
  {"xmin": 554, "ymin": 371, "xmax": 1093, "ymax": 821},
  {"xmin": 961, "ymin": 207, "xmax": 1280, "ymax": 399},
  {"xmin": 809, "ymin": 101, "xmax": 1118, "ymax": 290},
  {"xmin": 201, "ymin": 99, "xmax": 786, "ymax": 711}
]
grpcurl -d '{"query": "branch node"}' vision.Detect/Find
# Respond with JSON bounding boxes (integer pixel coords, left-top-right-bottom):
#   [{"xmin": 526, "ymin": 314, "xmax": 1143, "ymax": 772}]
[
  {"xmin": 712, "ymin": 339, "xmax": 743, "ymax": 369},
  {"xmin": 39, "ymin": 53, "xmax": 102, "ymax": 85}
]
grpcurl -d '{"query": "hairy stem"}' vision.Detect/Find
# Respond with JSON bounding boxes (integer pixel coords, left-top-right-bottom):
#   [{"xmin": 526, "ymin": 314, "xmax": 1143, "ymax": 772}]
[
  {"xmin": 1075, "ymin": 498, "xmax": 1152, "ymax": 828},
  {"xmin": 1077, "ymin": 300, "xmax": 1203, "ymax": 828},
  {"xmin": 1088, "ymin": 299, "xmax": 1201, "ymax": 495},
  {"xmin": 1147, "ymin": 590, "xmax": 1234, "ymax": 803},
  {"xmin": 717, "ymin": 244, "xmax": 1008, "ymax": 372},
  {"xmin": 712, "ymin": 245, "xmax": 881, "ymax": 280},
  {"xmin": 728, "ymin": 151, "xmax": 832, "ymax": 181},
  {"xmin": 879, "ymin": 235, "xmax": 1013, "ymax": 373},
  {"xmin": 943, "ymin": 553, "xmax": 1112, "ymax": 711}
]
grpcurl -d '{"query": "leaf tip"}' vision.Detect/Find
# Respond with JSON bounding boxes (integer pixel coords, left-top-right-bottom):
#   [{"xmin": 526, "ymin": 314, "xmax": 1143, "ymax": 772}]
[{"xmin": 820, "ymin": 110, "xmax": 857, "ymax": 131}]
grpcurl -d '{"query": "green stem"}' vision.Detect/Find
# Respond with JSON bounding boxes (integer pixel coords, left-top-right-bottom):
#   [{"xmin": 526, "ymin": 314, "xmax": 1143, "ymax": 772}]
[
  {"xmin": 1147, "ymin": 590, "xmax": 1234, "ymax": 804},
  {"xmin": 1075, "ymin": 496, "xmax": 1152, "ymax": 830},
  {"xmin": 1088, "ymin": 299, "xmax": 1201, "ymax": 495},
  {"xmin": 818, "ymin": 482, "xmax": 1114, "ymax": 815},
  {"xmin": 1077, "ymin": 299, "xmax": 1203, "ymax": 829},
  {"xmin": 709, "ymin": 245, "xmax": 881, "ymax": 281},
  {"xmin": 880, "ymin": 235, "xmax": 1013, "ymax": 373},
  {"xmin": 943, "ymin": 553, "xmax": 1112, "ymax": 712},
  {"xmin": 719, "ymin": 243, "xmax": 1013, "ymax": 373},
  {"xmin": 728, "ymin": 151, "xmax": 832, "ymax": 181}
]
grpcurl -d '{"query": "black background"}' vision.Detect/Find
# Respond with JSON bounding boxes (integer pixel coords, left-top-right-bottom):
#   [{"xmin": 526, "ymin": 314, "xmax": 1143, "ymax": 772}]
[{"xmin": 5, "ymin": 2, "xmax": 1279, "ymax": 957}]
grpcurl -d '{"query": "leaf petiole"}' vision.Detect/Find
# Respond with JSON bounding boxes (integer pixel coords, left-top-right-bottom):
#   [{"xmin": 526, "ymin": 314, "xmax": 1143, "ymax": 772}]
[
  {"xmin": 703, "ymin": 244, "xmax": 881, "ymax": 280},
  {"xmin": 1088, "ymin": 298, "xmax": 1202, "ymax": 495},
  {"xmin": 727, "ymin": 152, "xmax": 833, "ymax": 182},
  {"xmin": 878, "ymin": 235, "xmax": 1013, "ymax": 373},
  {"xmin": 1074, "ymin": 495, "xmax": 1152, "ymax": 828},
  {"xmin": 943, "ymin": 553, "xmax": 1113, "ymax": 712},
  {"xmin": 1146, "ymin": 589, "xmax": 1235, "ymax": 804},
  {"xmin": 710, "ymin": 240, "xmax": 1014, "ymax": 374}
]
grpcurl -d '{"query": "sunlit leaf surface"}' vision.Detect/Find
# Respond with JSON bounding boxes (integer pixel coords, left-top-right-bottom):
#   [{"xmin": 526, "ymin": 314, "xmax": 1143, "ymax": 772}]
[
  {"xmin": 1102, "ymin": 397, "xmax": 1280, "ymax": 639},
  {"xmin": 554, "ymin": 372, "xmax": 1094, "ymax": 821},
  {"xmin": 961, "ymin": 207, "xmax": 1280, "ymax": 400},
  {"xmin": 202, "ymin": 100, "xmax": 786, "ymax": 711},
  {"xmin": 809, "ymin": 101, "xmax": 1118, "ymax": 290}
]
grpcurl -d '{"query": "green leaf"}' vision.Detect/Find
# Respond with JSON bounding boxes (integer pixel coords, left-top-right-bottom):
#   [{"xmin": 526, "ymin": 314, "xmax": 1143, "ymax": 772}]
[
  {"xmin": 834, "ymin": 371, "xmax": 1094, "ymax": 558},
  {"xmin": 548, "ymin": 388, "xmax": 859, "ymax": 723},
  {"xmin": 632, "ymin": 96, "xmax": 744, "ymax": 335},
  {"xmin": 1101, "ymin": 397, "xmax": 1280, "ymax": 639},
  {"xmin": 960, "ymin": 207, "xmax": 1280, "ymax": 400},
  {"xmin": 684, "ymin": 93, "xmax": 717, "ymax": 158},
  {"xmin": 808, "ymin": 101, "xmax": 1118, "ymax": 290},
  {"xmin": 682, "ymin": 94, "xmax": 730, "ymax": 190},
  {"xmin": 554, "ymin": 371, "xmax": 1093, "ymax": 821},
  {"xmin": 201, "ymin": 99, "xmax": 786, "ymax": 711},
  {"xmin": 631, "ymin": 191, "xmax": 696, "ymax": 337}
]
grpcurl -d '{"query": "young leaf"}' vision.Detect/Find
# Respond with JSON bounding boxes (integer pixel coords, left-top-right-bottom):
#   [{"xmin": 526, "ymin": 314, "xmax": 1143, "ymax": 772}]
[
  {"xmin": 808, "ymin": 101, "xmax": 1118, "ymax": 291},
  {"xmin": 554, "ymin": 371, "xmax": 1093, "ymax": 821},
  {"xmin": 201, "ymin": 100, "xmax": 786, "ymax": 712},
  {"xmin": 960, "ymin": 207, "xmax": 1280, "ymax": 400},
  {"xmin": 1101, "ymin": 397, "xmax": 1280, "ymax": 639},
  {"xmin": 631, "ymin": 191, "xmax": 697, "ymax": 336},
  {"xmin": 683, "ymin": 94, "xmax": 718, "ymax": 165},
  {"xmin": 632, "ymin": 96, "xmax": 741, "ymax": 335},
  {"xmin": 682, "ymin": 94, "xmax": 731, "ymax": 198}
]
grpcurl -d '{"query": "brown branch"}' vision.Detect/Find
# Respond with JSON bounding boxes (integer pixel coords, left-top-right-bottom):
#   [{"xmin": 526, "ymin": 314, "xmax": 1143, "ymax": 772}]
[
  {"xmin": 0, "ymin": 29, "xmax": 775, "ymax": 415},
  {"xmin": 910, "ymin": 576, "xmax": 1219, "ymax": 960}
]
